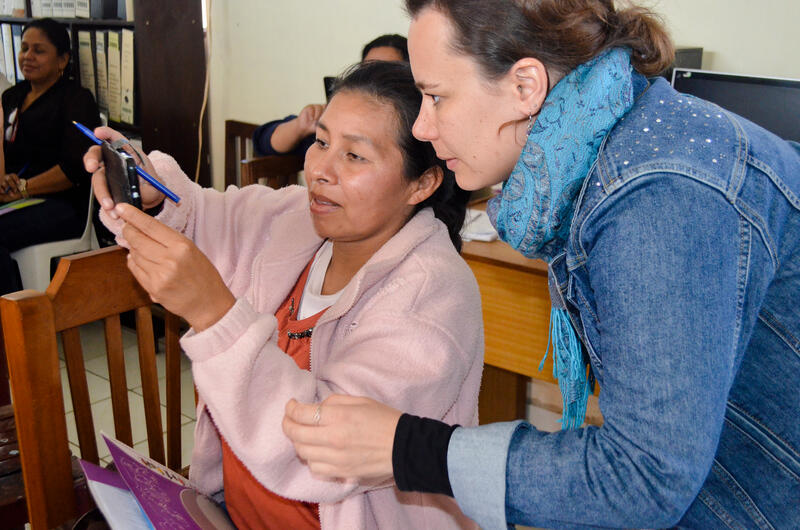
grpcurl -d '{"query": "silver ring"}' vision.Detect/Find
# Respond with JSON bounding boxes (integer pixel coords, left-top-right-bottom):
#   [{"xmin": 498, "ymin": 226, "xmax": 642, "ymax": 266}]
[{"xmin": 313, "ymin": 404, "xmax": 322, "ymax": 426}]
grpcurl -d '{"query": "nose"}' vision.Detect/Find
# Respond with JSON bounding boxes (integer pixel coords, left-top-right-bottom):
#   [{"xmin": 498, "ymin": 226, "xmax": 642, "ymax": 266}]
[
  {"xmin": 304, "ymin": 146, "xmax": 338, "ymax": 187},
  {"xmin": 412, "ymin": 102, "xmax": 438, "ymax": 142}
]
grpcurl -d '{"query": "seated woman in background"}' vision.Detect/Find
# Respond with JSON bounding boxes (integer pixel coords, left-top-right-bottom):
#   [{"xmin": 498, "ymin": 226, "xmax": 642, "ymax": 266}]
[
  {"xmin": 87, "ymin": 60, "xmax": 482, "ymax": 529},
  {"xmin": 252, "ymin": 33, "xmax": 409, "ymax": 160},
  {"xmin": 0, "ymin": 17, "xmax": 100, "ymax": 294}
]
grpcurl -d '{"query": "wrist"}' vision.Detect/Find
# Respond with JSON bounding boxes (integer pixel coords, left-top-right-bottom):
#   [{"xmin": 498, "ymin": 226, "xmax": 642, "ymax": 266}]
[{"xmin": 188, "ymin": 292, "xmax": 236, "ymax": 332}]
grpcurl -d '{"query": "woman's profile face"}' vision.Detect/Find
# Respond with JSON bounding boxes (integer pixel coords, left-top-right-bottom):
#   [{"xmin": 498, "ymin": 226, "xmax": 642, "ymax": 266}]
[
  {"xmin": 304, "ymin": 90, "xmax": 423, "ymax": 248},
  {"xmin": 408, "ymin": 8, "xmax": 525, "ymax": 190},
  {"xmin": 19, "ymin": 28, "xmax": 67, "ymax": 85}
]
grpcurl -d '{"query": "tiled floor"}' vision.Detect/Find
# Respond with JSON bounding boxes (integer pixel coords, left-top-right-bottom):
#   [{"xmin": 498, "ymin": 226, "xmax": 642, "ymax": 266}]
[{"xmin": 58, "ymin": 320, "xmax": 196, "ymax": 467}]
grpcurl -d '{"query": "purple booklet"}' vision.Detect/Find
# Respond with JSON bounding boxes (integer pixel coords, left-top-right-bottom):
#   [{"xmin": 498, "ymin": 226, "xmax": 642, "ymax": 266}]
[{"xmin": 79, "ymin": 433, "xmax": 234, "ymax": 529}]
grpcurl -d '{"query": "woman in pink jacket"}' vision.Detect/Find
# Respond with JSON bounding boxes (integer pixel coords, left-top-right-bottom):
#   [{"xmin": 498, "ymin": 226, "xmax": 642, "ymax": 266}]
[{"xmin": 86, "ymin": 61, "xmax": 483, "ymax": 529}]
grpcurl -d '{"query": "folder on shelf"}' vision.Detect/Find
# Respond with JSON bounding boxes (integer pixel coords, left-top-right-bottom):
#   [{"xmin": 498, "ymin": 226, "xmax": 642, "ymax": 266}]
[
  {"xmin": 30, "ymin": 0, "xmax": 43, "ymax": 17},
  {"xmin": 52, "ymin": 0, "xmax": 64, "ymax": 17},
  {"xmin": 41, "ymin": 0, "xmax": 53, "ymax": 17},
  {"xmin": 95, "ymin": 30, "xmax": 109, "ymax": 115},
  {"xmin": 10, "ymin": 0, "xmax": 26, "ymax": 17},
  {"xmin": 107, "ymin": 30, "xmax": 121, "ymax": 122},
  {"xmin": 75, "ymin": 0, "xmax": 90, "ymax": 18},
  {"xmin": 77, "ymin": 31, "xmax": 96, "ymax": 99},
  {"xmin": 0, "ymin": 31, "xmax": 7, "ymax": 81},
  {"xmin": 116, "ymin": 0, "xmax": 133, "ymax": 21},
  {"xmin": 120, "ymin": 28, "xmax": 134, "ymax": 124},
  {"xmin": 62, "ymin": 0, "xmax": 76, "ymax": 17},
  {"xmin": 1, "ymin": 25, "xmax": 13, "ymax": 85},
  {"xmin": 11, "ymin": 24, "xmax": 21, "ymax": 83}
]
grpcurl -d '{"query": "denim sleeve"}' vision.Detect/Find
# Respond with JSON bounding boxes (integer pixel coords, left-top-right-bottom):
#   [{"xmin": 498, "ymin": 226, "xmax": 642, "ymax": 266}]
[
  {"xmin": 504, "ymin": 175, "xmax": 744, "ymax": 528},
  {"xmin": 252, "ymin": 114, "xmax": 312, "ymax": 157},
  {"xmin": 447, "ymin": 421, "xmax": 523, "ymax": 530}
]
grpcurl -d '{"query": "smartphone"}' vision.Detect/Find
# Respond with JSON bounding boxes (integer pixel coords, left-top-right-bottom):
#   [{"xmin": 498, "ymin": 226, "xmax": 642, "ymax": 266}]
[{"xmin": 102, "ymin": 141, "xmax": 142, "ymax": 209}]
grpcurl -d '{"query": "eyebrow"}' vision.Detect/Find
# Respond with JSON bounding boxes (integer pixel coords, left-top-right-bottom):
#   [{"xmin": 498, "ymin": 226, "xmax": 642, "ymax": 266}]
[
  {"xmin": 317, "ymin": 121, "xmax": 376, "ymax": 147},
  {"xmin": 415, "ymin": 81, "xmax": 439, "ymax": 91}
]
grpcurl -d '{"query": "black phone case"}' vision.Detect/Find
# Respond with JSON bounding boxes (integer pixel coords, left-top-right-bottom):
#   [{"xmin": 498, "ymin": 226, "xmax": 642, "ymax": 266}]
[{"xmin": 102, "ymin": 142, "xmax": 142, "ymax": 209}]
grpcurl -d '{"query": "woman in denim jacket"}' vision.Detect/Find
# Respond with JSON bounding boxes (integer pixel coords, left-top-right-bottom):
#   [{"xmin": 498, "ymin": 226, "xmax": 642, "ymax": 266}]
[{"xmin": 284, "ymin": 1, "xmax": 800, "ymax": 527}]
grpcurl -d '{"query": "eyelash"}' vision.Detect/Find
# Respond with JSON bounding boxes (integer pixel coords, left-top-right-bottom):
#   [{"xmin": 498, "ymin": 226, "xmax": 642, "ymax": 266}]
[
  {"xmin": 428, "ymin": 94, "xmax": 441, "ymax": 105},
  {"xmin": 315, "ymin": 139, "xmax": 366, "ymax": 162}
]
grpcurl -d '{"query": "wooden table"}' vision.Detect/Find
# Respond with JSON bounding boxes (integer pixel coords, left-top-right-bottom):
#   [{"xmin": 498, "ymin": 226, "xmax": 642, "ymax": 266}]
[{"xmin": 461, "ymin": 237, "xmax": 557, "ymax": 424}]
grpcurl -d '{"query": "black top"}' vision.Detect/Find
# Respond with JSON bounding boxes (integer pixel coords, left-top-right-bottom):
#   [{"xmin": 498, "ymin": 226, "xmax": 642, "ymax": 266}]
[{"xmin": 2, "ymin": 76, "xmax": 101, "ymax": 214}]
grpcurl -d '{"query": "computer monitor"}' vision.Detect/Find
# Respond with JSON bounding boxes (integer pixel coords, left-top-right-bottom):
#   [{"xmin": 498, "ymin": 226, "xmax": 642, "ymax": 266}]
[{"xmin": 671, "ymin": 68, "xmax": 800, "ymax": 142}]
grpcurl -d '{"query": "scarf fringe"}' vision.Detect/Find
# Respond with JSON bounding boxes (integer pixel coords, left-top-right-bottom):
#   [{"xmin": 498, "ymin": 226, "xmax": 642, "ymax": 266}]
[{"xmin": 540, "ymin": 307, "xmax": 590, "ymax": 429}]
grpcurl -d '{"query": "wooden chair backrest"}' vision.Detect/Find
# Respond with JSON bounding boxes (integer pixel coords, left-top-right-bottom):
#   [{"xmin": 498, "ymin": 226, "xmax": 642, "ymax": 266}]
[
  {"xmin": 0, "ymin": 246, "xmax": 184, "ymax": 529},
  {"xmin": 224, "ymin": 119, "xmax": 303, "ymax": 188}
]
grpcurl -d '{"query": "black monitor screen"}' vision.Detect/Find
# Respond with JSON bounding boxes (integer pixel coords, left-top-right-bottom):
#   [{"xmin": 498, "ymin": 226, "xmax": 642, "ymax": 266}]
[{"xmin": 672, "ymin": 68, "xmax": 800, "ymax": 142}]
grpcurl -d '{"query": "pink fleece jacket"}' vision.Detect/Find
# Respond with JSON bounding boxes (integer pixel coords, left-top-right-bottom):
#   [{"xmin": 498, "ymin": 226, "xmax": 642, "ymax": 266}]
[{"xmin": 113, "ymin": 152, "xmax": 484, "ymax": 529}]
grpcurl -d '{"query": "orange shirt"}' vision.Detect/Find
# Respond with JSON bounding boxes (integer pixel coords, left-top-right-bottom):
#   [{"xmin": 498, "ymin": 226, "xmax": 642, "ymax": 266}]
[{"xmin": 222, "ymin": 261, "xmax": 323, "ymax": 530}]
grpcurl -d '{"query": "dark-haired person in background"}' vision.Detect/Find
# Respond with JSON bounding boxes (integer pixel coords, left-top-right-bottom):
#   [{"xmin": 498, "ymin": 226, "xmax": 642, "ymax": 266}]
[
  {"xmin": 0, "ymin": 17, "xmax": 100, "ymax": 294},
  {"xmin": 282, "ymin": 0, "xmax": 800, "ymax": 528},
  {"xmin": 251, "ymin": 33, "xmax": 408, "ymax": 160}
]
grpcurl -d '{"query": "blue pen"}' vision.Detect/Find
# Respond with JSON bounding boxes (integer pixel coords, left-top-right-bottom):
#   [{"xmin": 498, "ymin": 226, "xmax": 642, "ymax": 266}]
[{"xmin": 72, "ymin": 121, "xmax": 181, "ymax": 204}]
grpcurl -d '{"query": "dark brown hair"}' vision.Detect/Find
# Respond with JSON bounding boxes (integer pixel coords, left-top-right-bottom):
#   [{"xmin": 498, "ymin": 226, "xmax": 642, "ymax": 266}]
[{"xmin": 405, "ymin": 0, "xmax": 674, "ymax": 80}]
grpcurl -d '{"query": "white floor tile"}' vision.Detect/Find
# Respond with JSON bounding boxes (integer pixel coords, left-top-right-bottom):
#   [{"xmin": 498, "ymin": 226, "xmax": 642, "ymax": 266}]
[
  {"xmin": 84, "ymin": 342, "xmax": 191, "ymax": 390},
  {"xmin": 65, "ymin": 392, "xmax": 168, "ymax": 461},
  {"xmin": 61, "ymin": 366, "xmax": 112, "ymax": 413},
  {"xmin": 131, "ymin": 368, "xmax": 197, "ymax": 420},
  {"xmin": 133, "ymin": 420, "xmax": 196, "ymax": 469}
]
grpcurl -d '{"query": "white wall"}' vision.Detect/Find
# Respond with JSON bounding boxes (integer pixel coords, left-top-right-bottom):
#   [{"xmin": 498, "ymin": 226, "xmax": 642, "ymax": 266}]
[
  {"xmin": 651, "ymin": 0, "xmax": 800, "ymax": 78},
  {"xmin": 205, "ymin": 0, "xmax": 800, "ymax": 189},
  {"xmin": 206, "ymin": 0, "xmax": 409, "ymax": 188}
]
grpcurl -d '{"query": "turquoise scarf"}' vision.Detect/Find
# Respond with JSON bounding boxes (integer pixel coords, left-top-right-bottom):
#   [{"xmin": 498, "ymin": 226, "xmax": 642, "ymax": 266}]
[{"xmin": 487, "ymin": 48, "xmax": 634, "ymax": 428}]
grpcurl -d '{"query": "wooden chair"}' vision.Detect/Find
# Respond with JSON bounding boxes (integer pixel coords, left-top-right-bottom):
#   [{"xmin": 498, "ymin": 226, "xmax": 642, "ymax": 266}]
[
  {"xmin": 224, "ymin": 119, "xmax": 303, "ymax": 188},
  {"xmin": 0, "ymin": 246, "xmax": 186, "ymax": 529}
]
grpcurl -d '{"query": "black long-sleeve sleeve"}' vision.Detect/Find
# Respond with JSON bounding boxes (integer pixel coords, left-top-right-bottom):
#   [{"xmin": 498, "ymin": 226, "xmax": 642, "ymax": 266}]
[{"xmin": 392, "ymin": 413, "xmax": 458, "ymax": 496}]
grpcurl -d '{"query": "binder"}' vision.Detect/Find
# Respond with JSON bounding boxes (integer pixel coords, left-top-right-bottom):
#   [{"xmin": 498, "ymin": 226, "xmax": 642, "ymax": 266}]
[
  {"xmin": 41, "ymin": 0, "xmax": 52, "ymax": 16},
  {"xmin": 119, "ymin": 28, "xmax": 133, "ymax": 123},
  {"xmin": 0, "ymin": 29, "xmax": 7, "ymax": 81},
  {"xmin": 0, "ymin": 24, "xmax": 12, "ymax": 85},
  {"xmin": 115, "ymin": 0, "xmax": 132, "ymax": 21},
  {"xmin": 10, "ymin": 0, "xmax": 25, "ymax": 17},
  {"xmin": 77, "ymin": 31, "xmax": 96, "ymax": 98},
  {"xmin": 52, "ymin": 0, "xmax": 63, "ymax": 18},
  {"xmin": 75, "ymin": 0, "xmax": 90, "ymax": 18},
  {"xmin": 106, "ymin": 30, "xmax": 121, "ymax": 122},
  {"xmin": 95, "ymin": 30, "xmax": 108, "ymax": 115},
  {"xmin": 62, "ymin": 0, "xmax": 76, "ymax": 17},
  {"xmin": 11, "ymin": 24, "xmax": 21, "ymax": 83},
  {"xmin": 30, "ymin": 0, "xmax": 42, "ymax": 17}
]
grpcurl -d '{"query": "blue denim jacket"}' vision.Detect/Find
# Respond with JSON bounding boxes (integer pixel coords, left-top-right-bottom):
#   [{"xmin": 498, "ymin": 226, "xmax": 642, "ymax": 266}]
[{"xmin": 447, "ymin": 76, "xmax": 800, "ymax": 529}]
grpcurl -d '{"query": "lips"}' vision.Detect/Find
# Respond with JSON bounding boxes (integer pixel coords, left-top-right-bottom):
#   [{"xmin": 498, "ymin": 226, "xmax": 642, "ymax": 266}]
[{"xmin": 309, "ymin": 192, "xmax": 341, "ymax": 213}]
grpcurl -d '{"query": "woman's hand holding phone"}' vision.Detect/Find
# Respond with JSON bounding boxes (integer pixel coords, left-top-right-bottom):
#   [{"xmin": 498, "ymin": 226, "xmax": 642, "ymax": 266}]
[
  {"xmin": 83, "ymin": 126, "xmax": 166, "ymax": 216},
  {"xmin": 112, "ymin": 202, "xmax": 236, "ymax": 332}
]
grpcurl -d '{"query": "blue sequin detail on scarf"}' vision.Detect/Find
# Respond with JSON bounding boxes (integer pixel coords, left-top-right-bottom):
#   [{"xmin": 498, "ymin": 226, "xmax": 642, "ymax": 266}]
[{"xmin": 487, "ymin": 48, "xmax": 635, "ymax": 429}]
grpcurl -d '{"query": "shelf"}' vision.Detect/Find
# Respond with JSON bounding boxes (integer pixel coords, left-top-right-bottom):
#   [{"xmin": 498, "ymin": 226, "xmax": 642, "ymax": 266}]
[{"xmin": 0, "ymin": 17, "xmax": 134, "ymax": 28}]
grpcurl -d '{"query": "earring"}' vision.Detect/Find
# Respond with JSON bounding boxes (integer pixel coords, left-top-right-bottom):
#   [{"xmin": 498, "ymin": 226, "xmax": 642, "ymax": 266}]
[{"xmin": 526, "ymin": 113, "xmax": 533, "ymax": 135}]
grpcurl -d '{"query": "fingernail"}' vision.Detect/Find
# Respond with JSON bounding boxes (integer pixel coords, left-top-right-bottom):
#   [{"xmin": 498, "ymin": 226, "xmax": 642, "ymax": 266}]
[
  {"xmin": 102, "ymin": 198, "xmax": 114, "ymax": 209},
  {"xmin": 109, "ymin": 209, "xmax": 119, "ymax": 220}
]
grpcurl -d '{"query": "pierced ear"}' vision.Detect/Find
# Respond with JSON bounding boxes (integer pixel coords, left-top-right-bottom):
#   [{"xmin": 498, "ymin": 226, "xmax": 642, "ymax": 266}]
[
  {"xmin": 507, "ymin": 57, "xmax": 549, "ymax": 117},
  {"xmin": 408, "ymin": 165, "xmax": 444, "ymax": 206}
]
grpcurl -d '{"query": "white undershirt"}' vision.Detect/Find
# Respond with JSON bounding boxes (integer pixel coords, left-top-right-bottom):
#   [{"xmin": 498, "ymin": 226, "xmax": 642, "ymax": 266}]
[{"xmin": 297, "ymin": 240, "xmax": 342, "ymax": 319}]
